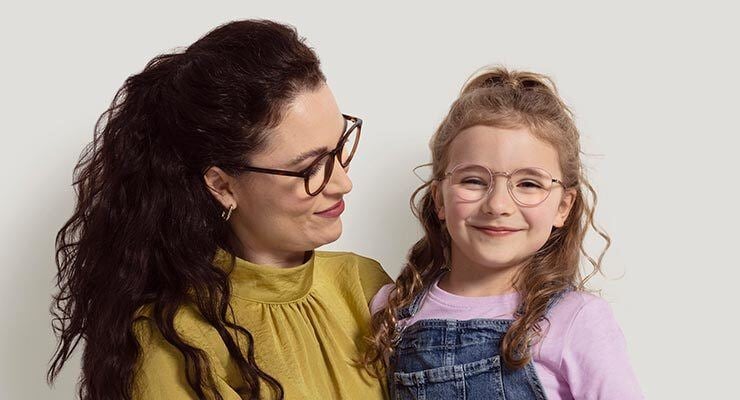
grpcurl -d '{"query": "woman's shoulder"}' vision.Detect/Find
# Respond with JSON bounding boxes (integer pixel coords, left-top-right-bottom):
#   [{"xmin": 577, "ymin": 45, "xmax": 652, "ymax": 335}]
[
  {"xmin": 314, "ymin": 251, "xmax": 393, "ymax": 304},
  {"xmin": 314, "ymin": 250, "xmax": 386, "ymax": 277},
  {"xmin": 132, "ymin": 303, "xmax": 230, "ymax": 369},
  {"xmin": 130, "ymin": 303, "xmax": 241, "ymax": 398},
  {"xmin": 133, "ymin": 302, "xmax": 211, "ymax": 330},
  {"xmin": 315, "ymin": 250, "xmax": 379, "ymax": 266}
]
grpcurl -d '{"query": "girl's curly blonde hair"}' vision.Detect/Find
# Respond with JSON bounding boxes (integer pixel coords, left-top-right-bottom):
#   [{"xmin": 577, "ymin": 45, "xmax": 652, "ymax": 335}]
[{"xmin": 363, "ymin": 66, "xmax": 610, "ymax": 376}]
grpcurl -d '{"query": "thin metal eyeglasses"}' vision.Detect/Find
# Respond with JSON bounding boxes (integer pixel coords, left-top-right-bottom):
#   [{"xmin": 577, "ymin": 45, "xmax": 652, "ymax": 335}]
[
  {"xmin": 236, "ymin": 114, "xmax": 362, "ymax": 196},
  {"xmin": 437, "ymin": 163, "xmax": 568, "ymax": 207}
]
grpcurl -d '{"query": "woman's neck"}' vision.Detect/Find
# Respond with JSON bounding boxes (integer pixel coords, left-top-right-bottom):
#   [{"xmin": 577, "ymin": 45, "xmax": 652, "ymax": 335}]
[{"xmin": 232, "ymin": 239, "xmax": 310, "ymax": 268}]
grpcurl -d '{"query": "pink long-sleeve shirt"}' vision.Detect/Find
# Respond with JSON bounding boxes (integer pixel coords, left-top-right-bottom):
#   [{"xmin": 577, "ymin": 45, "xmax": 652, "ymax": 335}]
[{"xmin": 371, "ymin": 281, "xmax": 644, "ymax": 400}]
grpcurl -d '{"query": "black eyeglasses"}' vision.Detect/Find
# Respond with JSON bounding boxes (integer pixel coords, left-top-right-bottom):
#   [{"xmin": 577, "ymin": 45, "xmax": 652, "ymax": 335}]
[{"xmin": 236, "ymin": 114, "xmax": 362, "ymax": 196}]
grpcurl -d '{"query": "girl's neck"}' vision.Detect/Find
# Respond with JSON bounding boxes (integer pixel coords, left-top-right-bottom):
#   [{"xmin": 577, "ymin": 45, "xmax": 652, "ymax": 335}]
[{"xmin": 439, "ymin": 249, "xmax": 523, "ymax": 297}]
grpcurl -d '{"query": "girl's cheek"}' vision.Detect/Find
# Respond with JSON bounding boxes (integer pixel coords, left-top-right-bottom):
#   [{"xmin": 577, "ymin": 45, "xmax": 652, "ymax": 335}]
[
  {"xmin": 521, "ymin": 205, "xmax": 558, "ymax": 228},
  {"xmin": 447, "ymin": 202, "xmax": 474, "ymax": 220}
]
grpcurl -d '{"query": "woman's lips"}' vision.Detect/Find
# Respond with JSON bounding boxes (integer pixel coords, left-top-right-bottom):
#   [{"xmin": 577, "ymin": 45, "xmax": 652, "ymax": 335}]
[{"xmin": 315, "ymin": 199, "xmax": 345, "ymax": 218}]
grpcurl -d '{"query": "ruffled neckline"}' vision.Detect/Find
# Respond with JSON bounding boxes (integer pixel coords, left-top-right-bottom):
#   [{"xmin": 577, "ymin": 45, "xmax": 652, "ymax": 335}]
[{"xmin": 214, "ymin": 249, "xmax": 316, "ymax": 304}]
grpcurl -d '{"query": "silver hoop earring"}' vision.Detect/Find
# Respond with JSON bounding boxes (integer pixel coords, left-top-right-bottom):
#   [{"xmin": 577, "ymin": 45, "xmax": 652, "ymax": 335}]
[{"xmin": 221, "ymin": 204, "xmax": 235, "ymax": 221}]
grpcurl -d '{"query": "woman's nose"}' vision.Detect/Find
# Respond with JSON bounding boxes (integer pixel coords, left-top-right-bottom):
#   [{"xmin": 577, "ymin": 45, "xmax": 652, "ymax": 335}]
[{"xmin": 323, "ymin": 156, "xmax": 353, "ymax": 196}]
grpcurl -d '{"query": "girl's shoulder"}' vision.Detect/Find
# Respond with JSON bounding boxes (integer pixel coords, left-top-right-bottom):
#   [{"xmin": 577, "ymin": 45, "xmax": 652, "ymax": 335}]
[
  {"xmin": 545, "ymin": 291, "xmax": 620, "ymax": 337},
  {"xmin": 370, "ymin": 287, "xmax": 614, "ymax": 319},
  {"xmin": 543, "ymin": 291, "xmax": 643, "ymax": 399},
  {"xmin": 549, "ymin": 290, "xmax": 616, "ymax": 323},
  {"xmin": 369, "ymin": 283, "xmax": 395, "ymax": 314},
  {"xmin": 542, "ymin": 290, "xmax": 625, "ymax": 355},
  {"xmin": 551, "ymin": 290, "xmax": 609, "ymax": 316}
]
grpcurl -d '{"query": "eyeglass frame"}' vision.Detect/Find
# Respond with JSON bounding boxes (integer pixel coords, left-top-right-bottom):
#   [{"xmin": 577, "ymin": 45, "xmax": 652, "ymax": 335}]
[
  {"xmin": 234, "ymin": 113, "xmax": 362, "ymax": 196},
  {"xmin": 436, "ymin": 163, "xmax": 569, "ymax": 207}
]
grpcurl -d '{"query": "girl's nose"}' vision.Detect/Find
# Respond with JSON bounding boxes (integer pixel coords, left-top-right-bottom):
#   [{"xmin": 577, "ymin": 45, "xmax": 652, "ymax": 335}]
[{"xmin": 480, "ymin": 176, "xmax": 515, "ymax": 216}]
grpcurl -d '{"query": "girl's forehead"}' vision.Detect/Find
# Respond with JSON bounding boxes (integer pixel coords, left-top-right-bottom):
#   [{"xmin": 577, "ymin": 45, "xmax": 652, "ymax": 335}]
[{"xmin": 447, "ymin": 125, "xmax": 561, "ymax": 172}]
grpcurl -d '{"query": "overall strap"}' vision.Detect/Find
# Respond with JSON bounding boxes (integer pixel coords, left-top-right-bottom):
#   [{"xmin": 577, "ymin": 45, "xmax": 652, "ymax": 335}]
[
  {"xmin": 396, "ymin": 282, "xmax": 431, "ymax": 320},
  {"xmin": 396, "ymin": 268, "xmax": 449, "ymax": 320},
  {"xmin": 392, "ymin": 269, "xmax": 448, "ymax": 344}
]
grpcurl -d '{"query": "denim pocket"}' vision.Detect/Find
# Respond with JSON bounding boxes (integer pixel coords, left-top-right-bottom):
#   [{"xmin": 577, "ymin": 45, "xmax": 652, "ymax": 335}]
[{"xmin": 392, "ymin": 356, "xmax": 505, "ymax": 400}]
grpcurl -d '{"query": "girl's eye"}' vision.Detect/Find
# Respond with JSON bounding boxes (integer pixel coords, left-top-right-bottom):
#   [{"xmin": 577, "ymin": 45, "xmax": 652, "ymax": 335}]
[
  {"xmin": 517, "ymin": 180, "xmax": 544, "ymax": 189},
  {"xmin": 461, "ymin": 177, "xmax": 487, "ymax": 186}
]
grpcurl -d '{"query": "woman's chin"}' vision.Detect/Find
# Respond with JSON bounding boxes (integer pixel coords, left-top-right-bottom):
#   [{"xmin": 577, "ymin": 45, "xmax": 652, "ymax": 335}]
[{"xmin": 310, "ymin": 220, "xmax": 343, "ymax": 248}]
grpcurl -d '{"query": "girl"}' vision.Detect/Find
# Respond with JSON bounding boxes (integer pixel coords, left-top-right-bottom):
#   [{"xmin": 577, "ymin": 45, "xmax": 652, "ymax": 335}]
[
  {"xmin": 48, "ymin": 20, "xmax": 391, "ymax": 400},
  {"xmin": 365, "ymin": 67, "xmax": 643, "ymax": 399}
]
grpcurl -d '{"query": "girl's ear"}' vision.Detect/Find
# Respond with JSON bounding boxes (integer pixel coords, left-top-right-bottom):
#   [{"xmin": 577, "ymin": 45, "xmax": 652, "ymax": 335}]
[
  {"xmin": 431, "ymin": 181, "xmax": 446, "ymax": 221},
  {"xmin": 203, "ymin": 166, "xmax": 239, "ymax": 210},
  {"xmin": 553, "ymin": 188, "xmax": 576, "ymax": 228}
]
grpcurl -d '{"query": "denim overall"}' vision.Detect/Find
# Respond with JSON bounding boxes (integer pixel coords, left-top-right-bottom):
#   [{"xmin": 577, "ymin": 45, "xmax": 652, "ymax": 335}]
[{"xmin": 389, "ymin": 285, "xmax": 565, "ymax": 400}]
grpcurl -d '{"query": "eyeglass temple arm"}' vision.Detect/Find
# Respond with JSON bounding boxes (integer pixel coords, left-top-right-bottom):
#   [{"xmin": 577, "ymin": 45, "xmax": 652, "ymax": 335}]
[{"xmin": 239, "ymin": 165, "xmax": 306, "ymax": 178}]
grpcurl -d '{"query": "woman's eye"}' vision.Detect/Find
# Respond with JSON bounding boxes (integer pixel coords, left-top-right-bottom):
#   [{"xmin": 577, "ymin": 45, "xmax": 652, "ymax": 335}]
[{"xmin": 308, "ymin": 165, "xmax": 321, "ymax": 177}]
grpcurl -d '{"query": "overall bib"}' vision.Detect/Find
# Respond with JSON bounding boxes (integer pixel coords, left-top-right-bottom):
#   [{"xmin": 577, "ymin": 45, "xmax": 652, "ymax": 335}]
[{"xmin": 389, "ymin": 284, "xmax": 565, "ymax": 400}]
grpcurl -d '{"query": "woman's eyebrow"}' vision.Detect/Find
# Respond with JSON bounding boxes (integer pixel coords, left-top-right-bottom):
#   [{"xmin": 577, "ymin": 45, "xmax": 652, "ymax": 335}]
[
  {"xmin": 285, "ymin": 116, "xmax": 345, "ymax": 168},
  {"xmin": 287, "ymin": 147, "xmax": 329, "ymax": 167}
]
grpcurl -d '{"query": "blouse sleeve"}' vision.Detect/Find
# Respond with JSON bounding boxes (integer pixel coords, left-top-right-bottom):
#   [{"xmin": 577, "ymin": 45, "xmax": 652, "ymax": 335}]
[
  {"xmin": 131, "ymin": 317, "xmax": 242, "ymax": 400},
  {"xmin": 559, "ymin": 297, "xmax": 644, "ymax": 400}
]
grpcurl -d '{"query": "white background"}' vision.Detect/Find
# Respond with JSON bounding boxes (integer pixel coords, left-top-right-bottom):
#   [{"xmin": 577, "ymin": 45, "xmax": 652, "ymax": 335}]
[{"xmin": 2, "ymin": 1, "xmax": 738, "ymax": 398}]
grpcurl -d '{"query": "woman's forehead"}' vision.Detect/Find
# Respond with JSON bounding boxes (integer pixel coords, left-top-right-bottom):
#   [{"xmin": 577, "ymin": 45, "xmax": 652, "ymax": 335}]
[{"xmin": 253, "ymin": 85, "xmax": 345, "ymax": 167}]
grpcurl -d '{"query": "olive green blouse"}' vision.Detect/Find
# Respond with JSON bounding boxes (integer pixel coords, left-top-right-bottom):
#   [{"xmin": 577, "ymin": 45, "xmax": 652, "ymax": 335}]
[{"xmin": 132, "ymin": 250, "xmax": 392, "ymax": 399}]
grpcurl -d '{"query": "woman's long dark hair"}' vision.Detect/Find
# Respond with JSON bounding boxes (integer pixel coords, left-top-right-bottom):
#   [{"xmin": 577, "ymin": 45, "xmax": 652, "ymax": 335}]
[{"xmin": 48, "ymin": 20, "xmax": 325, "ymax": 400}]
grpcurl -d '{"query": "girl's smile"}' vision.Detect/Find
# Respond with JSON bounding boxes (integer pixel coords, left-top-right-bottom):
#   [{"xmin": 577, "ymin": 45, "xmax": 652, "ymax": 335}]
[{"xmin": 471, "ymin": 224, "xmax": 524, "ymax": 237}]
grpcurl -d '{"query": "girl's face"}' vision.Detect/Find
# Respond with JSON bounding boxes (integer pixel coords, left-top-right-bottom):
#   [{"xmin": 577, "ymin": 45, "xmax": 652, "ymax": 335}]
[
  {"xmin": 434, "ymin": 125, "xmax": 575, "ymax": 275},
  {"xmin": 207, "ymin": 84, "xmax": 353, "ymax": 263}
]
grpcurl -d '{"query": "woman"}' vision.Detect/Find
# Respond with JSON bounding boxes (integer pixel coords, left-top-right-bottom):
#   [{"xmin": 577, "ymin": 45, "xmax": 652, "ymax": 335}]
[{"xmin": 48, "ymin": 20, "xmax": 391, "ymax": 400}]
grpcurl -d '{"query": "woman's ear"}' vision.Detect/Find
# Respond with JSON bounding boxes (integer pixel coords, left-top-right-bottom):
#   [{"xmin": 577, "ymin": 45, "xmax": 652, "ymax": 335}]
[
  {"xmin": 553, "ymin": 188, "xmax": 576, "ymax": 228},
  {"xmin": 203, "ymin": 166, "xmax": 238, "ymax": 210},
  {"xmin": 431, "ymin": 181, "xmax": 446, "ymax": 221}
]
